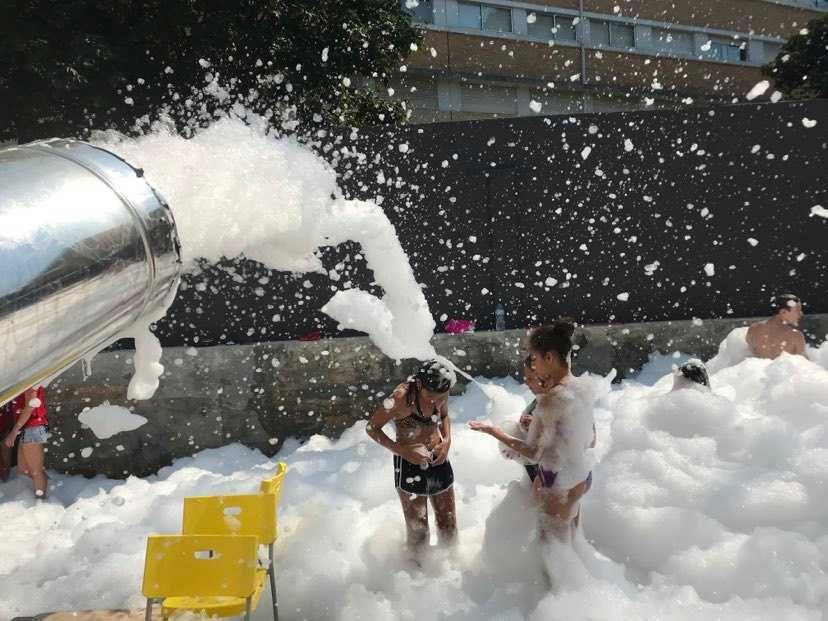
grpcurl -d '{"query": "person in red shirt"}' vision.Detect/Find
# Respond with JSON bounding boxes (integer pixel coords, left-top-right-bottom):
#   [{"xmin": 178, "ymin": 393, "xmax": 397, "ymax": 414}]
[{"xmin": 3, "ymin": 387, "xmax": 49, "ymax": 498}]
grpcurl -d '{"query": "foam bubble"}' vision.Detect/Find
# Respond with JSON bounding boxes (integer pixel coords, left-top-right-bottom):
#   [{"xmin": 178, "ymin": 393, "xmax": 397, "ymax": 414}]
[{"xmin": 78, "ymin": 403, "xmax": 148, "ymax": 439}]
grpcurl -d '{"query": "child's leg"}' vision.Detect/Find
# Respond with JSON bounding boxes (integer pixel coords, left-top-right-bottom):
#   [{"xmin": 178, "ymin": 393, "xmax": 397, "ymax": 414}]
[
  {"xmin": 16, "ymin": 440, "xmax": 30, "ymax": 478},
  {"xmin": 21, "ymin": 442, "xmax": 47, "ymax": 496}
]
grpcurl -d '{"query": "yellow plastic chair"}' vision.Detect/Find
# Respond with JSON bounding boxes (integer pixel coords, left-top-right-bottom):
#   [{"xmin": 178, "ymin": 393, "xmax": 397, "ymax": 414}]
[
  {"xmin": 259, "ymin": 462, "xmax": 288, "ymax": 506},
  {"xmin": 142, "ymin": 534, "xmax": 258, "ymax": 621},
  {"xmin": 181, "ymin": 493, "xmax": 278, "ymax": 620}
]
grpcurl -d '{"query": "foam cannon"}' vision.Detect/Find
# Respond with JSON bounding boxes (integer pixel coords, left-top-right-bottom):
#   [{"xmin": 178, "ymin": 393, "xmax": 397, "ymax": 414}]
[{"xmin": 0, "ymin": 139, "xmax": 182, "ymax": 406}]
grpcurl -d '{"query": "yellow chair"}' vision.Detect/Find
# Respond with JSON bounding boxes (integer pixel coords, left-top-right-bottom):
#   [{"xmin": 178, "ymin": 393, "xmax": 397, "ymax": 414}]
[
  {"xmin": 259, "ymin": 462, "xmax": 288, "ymax": 506},
  {"xmin": 142, "ymin": 534, "xmax": 258, "ymax": 621},
  {"xmin": 180, "ymin": 493, "xmax": 279, "ymax": 621}
]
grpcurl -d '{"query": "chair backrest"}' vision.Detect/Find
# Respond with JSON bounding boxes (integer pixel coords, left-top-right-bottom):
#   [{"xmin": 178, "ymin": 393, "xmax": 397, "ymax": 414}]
[
  {"xmin": 142, "ymin": 534, "xmax": 257, "ymax": 599},
  {"xmin": 259, "ymin": 462, "xmax": 287, "ymax": 505},
  {"xmin": 182, "ymin": 493, "xmax": 277, "ymax": 545}
]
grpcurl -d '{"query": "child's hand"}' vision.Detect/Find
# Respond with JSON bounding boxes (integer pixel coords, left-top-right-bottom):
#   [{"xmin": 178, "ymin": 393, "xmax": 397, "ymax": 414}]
[
  {"xmin": 431, "ymin": 439, "xmax": 450, "ymax": 465},
  {"xmin": 468, "ymin": 420, "xmax": 496, "ymax": 434}
]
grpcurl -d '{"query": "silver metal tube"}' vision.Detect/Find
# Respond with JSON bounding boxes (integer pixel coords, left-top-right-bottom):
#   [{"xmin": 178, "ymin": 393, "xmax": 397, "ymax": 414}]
[{"xmin": 0, "ymin": 139, "xmax": 182, "ymax": 405}]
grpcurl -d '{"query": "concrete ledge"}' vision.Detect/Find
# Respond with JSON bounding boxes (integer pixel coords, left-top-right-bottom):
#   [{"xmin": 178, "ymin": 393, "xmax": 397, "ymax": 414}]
[{"xmin": 42, "ymin": 314, "xmax": 827, "ymax": 478}]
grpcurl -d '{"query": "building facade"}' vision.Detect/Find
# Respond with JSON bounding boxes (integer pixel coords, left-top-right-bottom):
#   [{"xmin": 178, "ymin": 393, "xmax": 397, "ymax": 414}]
[{"xmin": 394, "ymin": 0, "xmax": 827, "ymax": 121}]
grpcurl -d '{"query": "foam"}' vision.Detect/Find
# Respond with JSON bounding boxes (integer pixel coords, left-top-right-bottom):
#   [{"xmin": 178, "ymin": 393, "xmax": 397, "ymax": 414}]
[
  {"xmin": 77, "ymin": 403, "xmax": 148, "ymax": 439},
  {"xmin": 2, "ymin": 342, "xmax": 827, "ymax": 620}
]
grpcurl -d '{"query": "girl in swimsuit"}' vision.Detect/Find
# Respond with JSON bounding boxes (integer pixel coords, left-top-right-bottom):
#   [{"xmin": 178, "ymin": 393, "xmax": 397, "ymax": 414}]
[
  {"xmin": 367, "ymin": 360, "xmax": 458, "ymax": 551},
  {"xmin": 470, "ymin": 322, "xmax": 595, "ymax": 541}
]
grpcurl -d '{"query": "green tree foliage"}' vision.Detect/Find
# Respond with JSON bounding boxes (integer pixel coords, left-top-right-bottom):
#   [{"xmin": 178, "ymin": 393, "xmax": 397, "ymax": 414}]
[
  {"xmin": 0, "ymin": 1, "xmax": 423, "ymax": 142},
  {"xmin": 762, "ymin": 14, "xmax": 827, "ymax": 100}
]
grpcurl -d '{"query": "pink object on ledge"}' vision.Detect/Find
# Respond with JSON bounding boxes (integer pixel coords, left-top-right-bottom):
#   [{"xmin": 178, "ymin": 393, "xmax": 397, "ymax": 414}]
[{"xmin": 444, "ymin": 319, "xmax": 475, "ymax": 334}]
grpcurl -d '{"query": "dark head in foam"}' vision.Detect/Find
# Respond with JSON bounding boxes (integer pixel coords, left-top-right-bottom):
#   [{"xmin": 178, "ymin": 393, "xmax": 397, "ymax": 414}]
[
  {"xmin": 770, "ymin": 293, "xmax": 803, "ymax": 326},
  {"xmin": 527, "ymin": 320, "xmax": 575, "ymax": 385},
  {"xmin": 677, "ymin": 359, "xmax": 710, "ymax": 389}
]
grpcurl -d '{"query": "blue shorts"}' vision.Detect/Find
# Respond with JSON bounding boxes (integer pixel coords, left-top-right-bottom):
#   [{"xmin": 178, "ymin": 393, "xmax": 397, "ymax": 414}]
[{"xmin": 21, "ymin": 425, "xmax": 48, "ymax": 445}]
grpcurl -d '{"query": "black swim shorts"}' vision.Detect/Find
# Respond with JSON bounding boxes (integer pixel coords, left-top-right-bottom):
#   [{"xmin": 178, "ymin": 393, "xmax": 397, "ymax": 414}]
[{"xmin": 394, "ymin": 455, "xmax": 454, "ymax": 496}]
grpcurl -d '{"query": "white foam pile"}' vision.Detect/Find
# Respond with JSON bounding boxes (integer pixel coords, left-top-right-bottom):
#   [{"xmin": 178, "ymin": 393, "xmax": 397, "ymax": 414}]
[
  {"xmin": 2, "ymin": 336, "xmax": 827, "ymax": 620},
  {"xmin": 92, "ymin": 118, "xmax": 436, "ymax": 366}
]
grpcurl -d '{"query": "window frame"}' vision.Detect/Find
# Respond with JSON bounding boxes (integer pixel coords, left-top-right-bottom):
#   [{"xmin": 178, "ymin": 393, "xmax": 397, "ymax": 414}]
[
  {"xmin": 457, "ymin": 1, "xmax": 512, "ymax": 33},
  {"xmin": 652, "ymin": 27, "xmax": 694, "ymax": 55},
  {"xmin": 457, "ymin": 1, "xmax": 483, "ymax": 29},
  {"xmin": 590, "ymin": 19, "xmax": 635, "ymax": 49},
  {"xmin": 401, "ymin": 0, "xmax": 434, "ymax": 24},
  {"xmin": 609, "ymin": 22, "xmax": 635, "ymax": 49},
  {"xmin": 709, "ymin": 39, "xmax": 747, "ymax": 62},
  {"xmin": 527, "ymin": 12, "xmax": 576, "ymax": 41},
  {"xmin": 481, "ymin": 4, "xmax": 512, "ymax": 33}
]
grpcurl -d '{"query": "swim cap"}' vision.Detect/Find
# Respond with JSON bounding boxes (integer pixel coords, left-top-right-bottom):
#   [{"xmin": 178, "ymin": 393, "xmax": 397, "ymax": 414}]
[
  {"xmin": 678, "ymin": 359, "xmax": 710, "ymax": 388},
  {"xmin": 413, "ymin": 359, "xmax": 456, "ymax": 393}
]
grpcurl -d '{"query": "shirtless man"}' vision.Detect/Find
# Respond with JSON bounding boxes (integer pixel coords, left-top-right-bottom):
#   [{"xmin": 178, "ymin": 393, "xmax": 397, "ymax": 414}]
[
  {"xmin": 746, "ymin": 294, "xmax": 806, "ymax": 359},
  {"xmin": 367, "ymin": 360, "xmax": 457, "ymax": 551}
]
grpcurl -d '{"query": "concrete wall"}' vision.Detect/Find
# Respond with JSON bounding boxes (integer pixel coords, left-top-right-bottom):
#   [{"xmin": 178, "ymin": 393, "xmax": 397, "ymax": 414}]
[{"xmin": 44, "ymin": 314, "xmax": 827, "ymax": 478}]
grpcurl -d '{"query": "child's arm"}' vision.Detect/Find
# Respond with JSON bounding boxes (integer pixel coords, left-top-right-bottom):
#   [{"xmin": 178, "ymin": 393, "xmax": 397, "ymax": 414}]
[
  {"xmin": 469, "ymin": 419, "xmax": 544, "ymax": 462},
  {"xmin": 432, "ymin": 400, "xmax": 451, "ymax": 465}
]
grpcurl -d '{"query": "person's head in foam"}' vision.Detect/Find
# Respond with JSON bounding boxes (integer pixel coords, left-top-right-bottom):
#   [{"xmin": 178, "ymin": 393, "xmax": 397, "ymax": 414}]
[
  {"xmin": 770, "ymin": 293, "xmax": 803, "ymax": 326},
  {"xmin": 672, "ymin": 359, "xmax": 710, "ymax": 391}
]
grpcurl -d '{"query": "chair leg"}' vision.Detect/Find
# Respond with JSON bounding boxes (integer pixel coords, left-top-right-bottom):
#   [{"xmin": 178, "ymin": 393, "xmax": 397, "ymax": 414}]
[
  {"xmin": 269, "ymin": 544, "xmax": 279, "ymax": 621},
  {"xmin": 245, "ymin": 596, "xmax": 252, "ymax": 621},
  {"xmin": 145, "ymin": 598, "xmax": 153, "ymax": 621}
]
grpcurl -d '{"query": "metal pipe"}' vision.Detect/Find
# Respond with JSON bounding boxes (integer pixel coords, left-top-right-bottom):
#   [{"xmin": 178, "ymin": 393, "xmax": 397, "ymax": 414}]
[{"xmin": 0, "ymin": 139, "xmax": 182, "ymax": 405}]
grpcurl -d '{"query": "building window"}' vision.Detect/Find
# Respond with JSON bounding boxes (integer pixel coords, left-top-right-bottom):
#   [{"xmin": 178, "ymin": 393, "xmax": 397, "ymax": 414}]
[
  {"xmin": 784, "ymin": 0, "xmax": 828, "ymax": 7},
  {"xmin": 611, "ymin": 22, "xmax": 635, "ymax": 48},
  {"xmin": 401, "ymin": 0, "xmax": 434, "ymax": 24},
  {"xmin": 458, "ymin": 2, "xmax": 482, "ymax": 29},
  {"xmin": 482, "ymin": 5, "xmax": 512, "ymax": 32},
  {"xmin": 461, "ymin": 82, "xmax": 518, "ymax": 115},
  {"xmin": 590, "ymin": 20, "xmax": 634, "ymax": 49},
  {"xmin": 709, "ymin": 38, "xmax": 747, "ymax": 62},
  {"xmin": 653, "ymin": 28, "xmax": 694, "ymax": 55},
  {"xmin": 527, "ymin": 13, "xmax": 576, "ymax": 41},
  {"xmin": 763, "ymin": 42, "xmax": 784, "ymax": 63},
  {"xmin": 458, "ymin": 2, "xmax": 511, "ymax": 33}
]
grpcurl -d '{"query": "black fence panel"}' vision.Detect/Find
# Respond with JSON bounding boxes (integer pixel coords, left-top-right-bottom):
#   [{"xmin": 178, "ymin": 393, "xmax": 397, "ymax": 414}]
[{"xmin": 154, "ymin": 100, "xmax": 827, "ymax": 346}]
